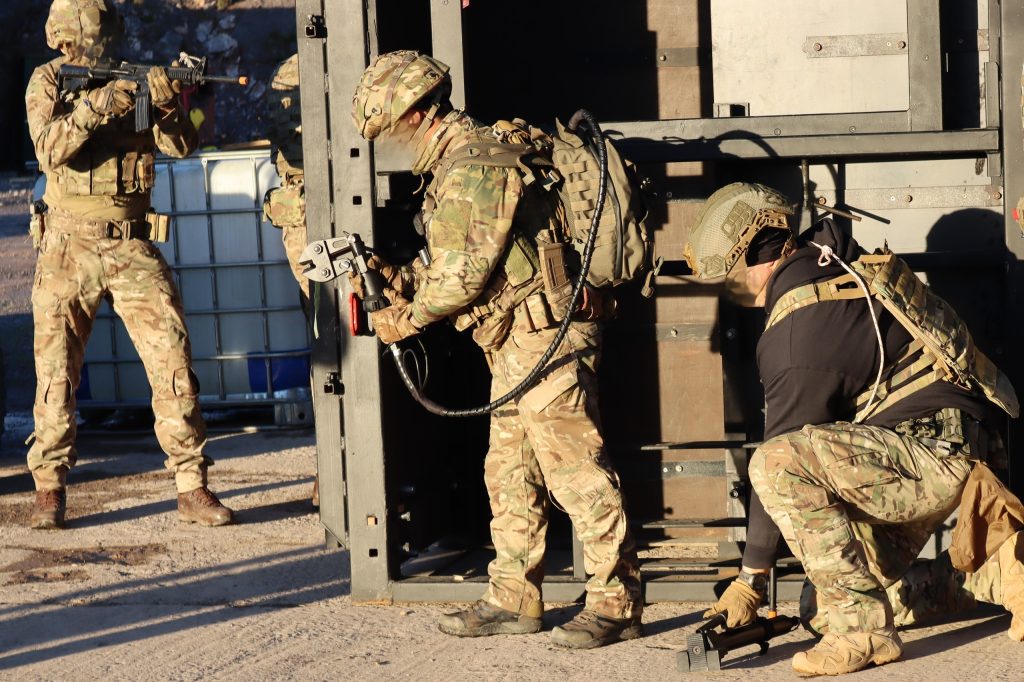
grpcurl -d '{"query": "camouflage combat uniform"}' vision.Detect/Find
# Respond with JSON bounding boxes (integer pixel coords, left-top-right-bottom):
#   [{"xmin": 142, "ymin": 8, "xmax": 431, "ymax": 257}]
[
  {"xmin": 25, "ymin": 55, "xmax": 210, "ymax": 494},
  {"xmin": 406, "ymin": 110, "xmax": 642, "ymax": 620},
  {"xmin": 263, "ymin": 53, "xmax": 308, "ymax": 301}
]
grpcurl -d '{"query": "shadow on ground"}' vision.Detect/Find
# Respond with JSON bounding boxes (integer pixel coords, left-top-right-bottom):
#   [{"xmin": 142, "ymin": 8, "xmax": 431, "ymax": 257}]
[{"xmin": 0, "ymin": 544, "xmax": 350, "ymax": 670}]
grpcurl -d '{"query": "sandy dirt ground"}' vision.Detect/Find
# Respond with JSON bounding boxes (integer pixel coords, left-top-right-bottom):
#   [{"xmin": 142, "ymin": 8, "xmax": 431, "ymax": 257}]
[{"xmin": 1, "ymin": 426, "xmax": 1024, "ymax": 681}]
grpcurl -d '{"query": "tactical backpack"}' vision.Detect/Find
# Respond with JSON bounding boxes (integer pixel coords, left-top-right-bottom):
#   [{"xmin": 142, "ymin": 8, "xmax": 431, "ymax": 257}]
[{"xmin": 431, "ymin": 118, "xmax": 653, "ymax": 291}]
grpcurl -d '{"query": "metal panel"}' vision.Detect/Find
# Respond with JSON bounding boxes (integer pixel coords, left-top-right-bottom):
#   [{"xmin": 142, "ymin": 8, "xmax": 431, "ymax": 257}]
[
  {"xmin": 296, "ymin": 0, "xmax": 349, "ymax": 548},
  {"xmin": 711, "ymin": 0, "xmax": 910, "ymax": 116},
  {"xmin": 429, "ymin": 0, "xmax": 465, "ymax": 109},
  {"xmin": 611, "ymin": 125, "xmax": 998, "ymax": 162},
  {"xmin": 997, "ymin": 0, "xmax": 1024, "ymax": 494},
  {"xmin": 327, "ymin": 0, "xmax": 391, "ymax": 600},
  {"xmin": 906, "ymin": 0, "xmax": 944, "ymax": 130}
]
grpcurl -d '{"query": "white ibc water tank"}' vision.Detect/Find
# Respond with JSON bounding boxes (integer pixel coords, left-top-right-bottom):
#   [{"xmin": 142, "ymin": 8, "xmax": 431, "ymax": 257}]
[{"xmin": 39, "ymin": 148, "xmax": 312, "ymax": 413}]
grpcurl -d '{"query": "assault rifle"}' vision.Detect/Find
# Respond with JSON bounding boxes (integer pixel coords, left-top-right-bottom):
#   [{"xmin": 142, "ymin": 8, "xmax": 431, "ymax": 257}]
[{"xmin": 58, "ymin": 52, "xmax": 249, "ymax": 132}]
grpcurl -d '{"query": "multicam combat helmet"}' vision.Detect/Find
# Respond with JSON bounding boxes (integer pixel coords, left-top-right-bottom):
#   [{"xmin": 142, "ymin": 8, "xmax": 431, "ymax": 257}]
[
  {"xmin": 683, "ymin": 182, "xmax": 795, "ymax": 279},
  {"xmin": 351, "ymin": 50, "xmax": 451, "ymax": 140},
  {"xmin": 45, "ymin": 0, "xmax": 120, "ymax": 54}
]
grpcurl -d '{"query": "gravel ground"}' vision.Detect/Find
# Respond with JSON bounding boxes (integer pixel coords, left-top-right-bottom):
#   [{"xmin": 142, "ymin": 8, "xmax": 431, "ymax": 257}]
[{"xmin": 2, "ymin": 426, "xmax": 1024, "ymax": 681}]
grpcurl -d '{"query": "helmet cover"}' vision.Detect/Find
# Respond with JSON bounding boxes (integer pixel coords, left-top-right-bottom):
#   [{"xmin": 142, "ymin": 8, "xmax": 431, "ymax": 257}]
[
  {"xmin": 684, "ymin": 182, "xmax": 795, "ymax": 279},
  {"xmin": 351, "ymin": 50, "xmax": 451, "ymax": 140},
  {"xmin": 46, "ymin": 0, "xmax": 119, "ymax": 56}
]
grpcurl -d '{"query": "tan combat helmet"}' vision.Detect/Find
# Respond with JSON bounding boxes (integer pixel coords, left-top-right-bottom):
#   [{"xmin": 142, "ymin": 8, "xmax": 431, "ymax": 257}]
[
  {"xmin": 46, "ymin": 0, "xmax": 120, "ymax": 56},
  {"xmin": 351, "ymin": 50, "xmax": 451, "ymax": 140},
  {"xmin": 683, "ymin": 182, "xmax": 795, "ymax": 279}
]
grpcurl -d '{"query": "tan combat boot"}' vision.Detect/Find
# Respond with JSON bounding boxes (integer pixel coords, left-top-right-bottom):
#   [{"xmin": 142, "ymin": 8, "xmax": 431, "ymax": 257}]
[
  {"xmin": 30, "ymin": 465, "xmax": 68, "ymax": 530},
  {"xmin": 177, "ymin": 486, "xmax": 233, "ymax": 526},
  {"xmin": 998, "ymin": 531, "xmax": 1024, "ymax": 640},
  {"xmin": 551, "ymin": 610, "xmax": 643, "ymax": 649},
  {"xmin": 791, "ymin": 627, "xmax": 902, "ymax": 676},
  {"xmin": 438, "ymin": 600, "xmax": 543, "ymax": 637}
]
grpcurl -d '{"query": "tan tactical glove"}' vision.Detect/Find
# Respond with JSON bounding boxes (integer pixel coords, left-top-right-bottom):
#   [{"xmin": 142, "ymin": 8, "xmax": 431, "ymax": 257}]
[
  {"xmin": 86, "ymin": 80, "xmax": 136, "ymax": 117},
  {"xmin": 147, "ymin": 66, "xmax": 182, "ymax": 110},
  {"xmin": 703, "ymin": 579, "xmax": 762, "ymax": 628},
  {"xmin": 347, "ymin": 255, "xmax": 412, "ymax": 299},
  {"xmin": 369, "ymin": 291, "xmax": 423, "ymax": 345}
]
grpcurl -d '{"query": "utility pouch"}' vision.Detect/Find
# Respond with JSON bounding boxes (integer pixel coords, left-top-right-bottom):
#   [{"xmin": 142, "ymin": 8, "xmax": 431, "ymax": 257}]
[
  {"xmin": 539, "ymin": 241, "xmax": 573, "ymax": 320},
  {"xmin": 145, "ymin": 210, "xmax": 171, "ymax": 242},
  {"xmin": 29, "ymin": 200, "xmax": 47, "ymax": 250}
]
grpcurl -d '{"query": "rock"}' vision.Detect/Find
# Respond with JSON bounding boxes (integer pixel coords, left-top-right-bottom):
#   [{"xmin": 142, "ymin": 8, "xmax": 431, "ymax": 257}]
[
  {"xmin": 217, "ymin": 14, "xmax": 236, "ymax": 31},
  {"xmin": 196, "ymin": 20, "xmax": 214, "ymax": 43},
  {"xmin": 205, "ymin": 32, "xmax": 238, "ymax": 54}
]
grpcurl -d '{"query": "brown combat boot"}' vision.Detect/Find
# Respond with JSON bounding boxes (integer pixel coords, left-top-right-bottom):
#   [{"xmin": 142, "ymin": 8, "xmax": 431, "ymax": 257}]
[
  {"xmin": 791, "ymin": 627, "xmax": 902, "ymax": 676},
  {"xmin": 551, "ymin": 610, "xmax": 643, "ymax": 649},
  {"xmin": 997, "ymin": 531, "xmax": 1024, "ymax": 640},
  {"xmin": 438, "ymin": 600, "xmax": 543, "ymax": 637},
  {"xmin": 30, "ymin": 489, "xmax": 67, "ymax": 530},
  {"xmin": 311, "ymin": 476, "xmax": 320, "ymax": 509},
  {"xmin": 177, "ymin": 487, "xmax": 234, "ymax": 526}
]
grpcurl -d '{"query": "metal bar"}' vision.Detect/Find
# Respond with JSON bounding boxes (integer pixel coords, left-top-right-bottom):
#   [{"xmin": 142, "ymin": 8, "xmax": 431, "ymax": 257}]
[
  {"xmin": 388, "ymin": 576, "xmax": 805, "ymax": 603},
  {"xmin": 162, "ymin": 208, "xmax": 263, "ymax": 218},
  {"xmin": 83, "ymin": 349, "xmax": 310, "ymax": 364},
  {"xmin": 97, "ymin": 305, "xmax": 301, "ymax": 319},
  {"xmin": 202, "ymin": 159, "xmax": 227, "ymax": 401},
  {"xmin": 907, "ymin": 0, "xmax": 944, "ymax": 130},
  {"xmin": 813, "ymin": 185, "xmax": 1002, "ymax": 210},
  {"xmin": 252, "ymin": 156, "xmax": 274, "ymax": 402},
  {"xmin": 607, "ymin": 111, "xmax": 910, "ymax": 140},
  {"xmin": 298, "ymin": 0, "xmax": 350, "ymax": 550},
  {"xmin": 429, "ymin": 0, "xmax": 465, "ymax": 109},
  {"xmin": 170, "ymin": 260, "xmax": 289, "ymax": 271},
  {"xmin": 615, "ymin": 128, "xmax": 1000, "ymax": 162},
  {"xmin": 997, "ymin": 0, "xmax": 1024, "ymax": 496},
  {"xmin": 640, "ymin": 518, "xmax": 746, "ymax": 529},
  {"xmin": 802, "ymin": 33, "xmax": 908, "ymax": 58}
]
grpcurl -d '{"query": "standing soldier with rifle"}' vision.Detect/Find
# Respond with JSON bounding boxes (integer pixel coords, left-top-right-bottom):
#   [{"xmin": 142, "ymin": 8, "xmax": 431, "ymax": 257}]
[
  {"xmin": 263, "ymin": 52, "xmax": 317, "ymax": 507},
  {"xmin": 24, "ymin": 0, "xmax": 233, "ymax": 529}
]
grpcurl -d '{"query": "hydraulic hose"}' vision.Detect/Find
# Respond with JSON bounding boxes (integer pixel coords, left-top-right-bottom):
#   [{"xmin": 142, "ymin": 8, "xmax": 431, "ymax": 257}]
[{"xmin": 388, "ymin": 109, "xmax": 609, "ymax": 417}]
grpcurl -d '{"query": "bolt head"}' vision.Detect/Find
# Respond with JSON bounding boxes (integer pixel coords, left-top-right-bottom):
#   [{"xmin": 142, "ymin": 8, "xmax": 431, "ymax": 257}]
[{"xmin": 813, "ymin": 42, "xmax": 822, "ymax": 51}]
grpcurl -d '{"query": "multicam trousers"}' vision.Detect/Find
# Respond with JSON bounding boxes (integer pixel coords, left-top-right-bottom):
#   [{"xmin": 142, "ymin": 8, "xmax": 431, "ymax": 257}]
[
  {"xmin": 28, "ymin": 228, "xmax": 210, "ymax": 493},
  {"xmin": 750, "ymin": 421, "xmax": 973, "ymax": 633},
  {"xmin": 802, "ymin": 540, "xmax": 1011, "ymax": 632},
  {"xmin": 481, "ymin": 305, "xmax": 642, "ymax": 620}
]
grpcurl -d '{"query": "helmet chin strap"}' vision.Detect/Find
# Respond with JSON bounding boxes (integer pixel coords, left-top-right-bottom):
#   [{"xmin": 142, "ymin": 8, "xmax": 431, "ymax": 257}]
[{"xmin": 410, "ymin": 99, "xmax": 454, "ymax": 175}]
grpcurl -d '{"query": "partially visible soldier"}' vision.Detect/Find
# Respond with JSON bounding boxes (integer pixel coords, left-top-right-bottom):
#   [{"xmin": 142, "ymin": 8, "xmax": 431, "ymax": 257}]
[
  {"xmin": 350, "ymin": 51, "xmax": 643, "ymax": 648},
  {"xmin": 685, "ymin": 183, "xmax": 1024, "ymax": 675},
  {"xmin": 25, "ymin": 0, "xmax": 233, "ymax": 529},
  {"xmin": 263, "ymin": 53, "xmax": 317, "ymax": 508},
  {"xmin": 263, "ymin": 53, "xmax": 308, "ymax": 308}
]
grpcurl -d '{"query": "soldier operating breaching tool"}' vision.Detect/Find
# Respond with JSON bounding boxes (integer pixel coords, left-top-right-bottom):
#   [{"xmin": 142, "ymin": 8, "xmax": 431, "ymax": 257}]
[
  {"xmin": 348, "ymin": 50, "xmax": 643, "ymax": 648},
  {"xmin": 24, "ymin": 0, "xmax": 232, "ymax": 528},
  {"xmin": 683, "ymin": 182, "xmax": 1024, "ymax": 676}
]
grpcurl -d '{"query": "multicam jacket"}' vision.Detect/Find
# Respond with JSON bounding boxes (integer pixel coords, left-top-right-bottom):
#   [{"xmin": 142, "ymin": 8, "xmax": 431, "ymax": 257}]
[
  {"xmin": 26, "ymin": 55, "xmax": 197, "ymax": 221},
  {"xmin": 409, "ymin": 110, "xmax": 562, "ymax": 350}
]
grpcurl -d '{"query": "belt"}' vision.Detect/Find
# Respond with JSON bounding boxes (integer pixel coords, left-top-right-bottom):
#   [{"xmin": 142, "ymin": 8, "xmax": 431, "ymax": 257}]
[{"xmin": 45, "ymin": 210, "xmax": 153, "ymax": 240}]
